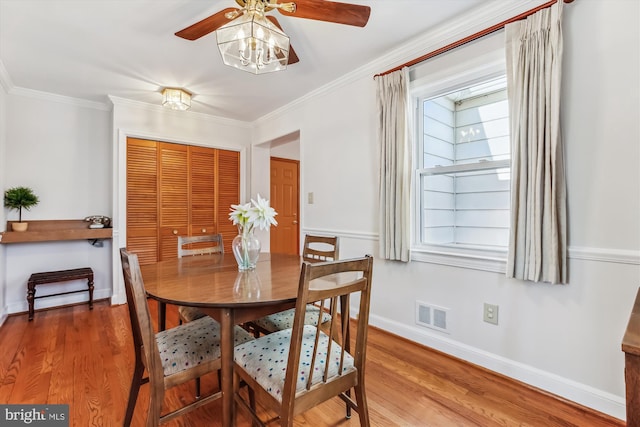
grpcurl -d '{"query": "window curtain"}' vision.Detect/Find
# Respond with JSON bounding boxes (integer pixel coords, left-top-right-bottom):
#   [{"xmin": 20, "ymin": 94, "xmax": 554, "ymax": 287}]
[
  {"xmin": 505, "ymin": 1, "xmax": 567, "ymax": 284},
  {"xmin": 375, "ymin": 68, "xmax": 412, "ymax": 262}
]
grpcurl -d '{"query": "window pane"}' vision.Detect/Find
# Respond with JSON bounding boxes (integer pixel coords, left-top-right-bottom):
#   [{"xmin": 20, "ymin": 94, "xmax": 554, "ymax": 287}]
[
  {"xmin": 421, "ymin": 168, "xmax": 510, "ymax": 247},
  {"xmin": 456, "ymin": 136, "xmax": 510, "ymax": 163},
  {"xmin": 418, "ymin": 76, "xmax": 511, "ymax": 250}
]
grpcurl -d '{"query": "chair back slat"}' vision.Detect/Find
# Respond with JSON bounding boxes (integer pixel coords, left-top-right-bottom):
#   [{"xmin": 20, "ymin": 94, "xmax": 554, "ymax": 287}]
[
  {"xmin": 178, "ymin": 234, "xmax": 224, "ymax": 258},
  {"xmin": 282, "ymin": 255, "xmax": 373, "ymax": 408},
  {"xmin": 302, "ymin": 235, "xmax": 339, "ymax": 263}
]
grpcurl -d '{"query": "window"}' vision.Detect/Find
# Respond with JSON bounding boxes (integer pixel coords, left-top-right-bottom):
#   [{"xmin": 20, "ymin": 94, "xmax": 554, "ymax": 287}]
[{"xmin": 415, "ymin": 76, "xmax": 510, "ymax": 256}]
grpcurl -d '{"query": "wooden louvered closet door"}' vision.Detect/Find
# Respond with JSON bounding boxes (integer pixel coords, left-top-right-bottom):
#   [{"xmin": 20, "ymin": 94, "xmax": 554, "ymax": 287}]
[
  {"xmin": 216, "ymin": 149, "xmax": 240, "ymax": 254},
  {"xmin": 158, "ymin": 142, "xmax": 189, "ymax": 260},
  {"xmin": 190, "ymin": 145, "xmax": 217, "ymax": 243},
  {"xmin": 126, "ymin": 138, "xmax": 240, "ymax": 265},
  {"xmin": 126, "ymin": 138, "xmax": 159, "ymax": 265}
]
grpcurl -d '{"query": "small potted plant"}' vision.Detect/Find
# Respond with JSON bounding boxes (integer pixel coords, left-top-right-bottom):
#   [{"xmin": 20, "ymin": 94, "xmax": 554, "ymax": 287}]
[{"xmin": 4, "ymin": 186, "xmax": 39, "ymax": 232}]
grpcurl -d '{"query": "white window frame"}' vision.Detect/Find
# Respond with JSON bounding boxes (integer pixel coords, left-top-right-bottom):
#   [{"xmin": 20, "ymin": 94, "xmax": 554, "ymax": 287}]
[{"xmin": 410, "ymin": 61, "xmax": 510, "ymax": 272}]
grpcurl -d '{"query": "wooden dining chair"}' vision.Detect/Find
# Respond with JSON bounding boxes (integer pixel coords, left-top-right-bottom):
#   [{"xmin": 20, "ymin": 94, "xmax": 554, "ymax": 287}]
[
  {"xmin": 119, "ymin": 248, "xmax": 254, "ymax": 426},
  {"xmin": 248, "ymin": 235, "xmax": 339, "ymax": 336},
  {"xmin": 178, "ymin": 233, "xmax": 224, "ymax": 258},
  {"xmin": 177, "ymin": 234, "xmax": 224, "ymax": 324},
  {"xmin": 233, "ymin": 255, "xmax": 374, "ymax": 427}
]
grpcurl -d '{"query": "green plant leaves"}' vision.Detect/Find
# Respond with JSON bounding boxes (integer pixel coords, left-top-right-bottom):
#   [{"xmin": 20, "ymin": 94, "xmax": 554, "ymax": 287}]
[{"xmin": 4, "ymin": 186, "xmax": 39, "ymax": 222}]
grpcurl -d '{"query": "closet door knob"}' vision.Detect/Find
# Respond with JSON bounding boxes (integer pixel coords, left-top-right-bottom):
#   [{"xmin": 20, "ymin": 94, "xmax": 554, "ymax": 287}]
[
  {"xmin": 202, "ymin": 228, "xmax": 207, "ymax": 233},
  {"xmin": 173, "ymin": 229, "xmax": 178, "ymax": 235}
]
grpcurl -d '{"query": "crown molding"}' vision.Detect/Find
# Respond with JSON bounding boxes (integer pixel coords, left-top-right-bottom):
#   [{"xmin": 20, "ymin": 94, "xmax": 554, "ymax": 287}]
[
  {"xmin": 0, "ymin": 59, "xmax": 109, "ymax": 110},
  {"xmin": 10, "ymin": 86, "xmax": 112, "ymax": 111},
  {"xmin": 254, "ymin": 0, "xmax": 548, "ymax": 126},
  {"xmin": 108, "ymin": 95, "xmax": 251, "ymax": 129}
]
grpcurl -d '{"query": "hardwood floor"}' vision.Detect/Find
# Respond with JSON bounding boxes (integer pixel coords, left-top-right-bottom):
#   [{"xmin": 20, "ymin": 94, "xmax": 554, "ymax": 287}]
[{"xmin": 0, "ymin": 300, "xmax": 624, "ymax": 427}]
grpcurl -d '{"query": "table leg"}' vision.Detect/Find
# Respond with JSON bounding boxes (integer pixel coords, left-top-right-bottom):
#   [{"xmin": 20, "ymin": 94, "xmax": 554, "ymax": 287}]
[
  {"xmin": 220, "ymin": 307, "xmax": 234, "ymax": 427},
  {"xmin": 158, "ymin": 302, "xmax": 166, "ymax": 331}
]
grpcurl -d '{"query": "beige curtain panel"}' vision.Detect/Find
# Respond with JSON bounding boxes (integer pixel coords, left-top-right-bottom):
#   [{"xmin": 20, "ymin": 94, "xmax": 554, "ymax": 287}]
[
  {"xmin": 505, "ymin": 0, "xmax": 567, "ymax": 284},
  {"xmin": 376, "ymin": 68, "xmax": 412, "ymax": 262}
]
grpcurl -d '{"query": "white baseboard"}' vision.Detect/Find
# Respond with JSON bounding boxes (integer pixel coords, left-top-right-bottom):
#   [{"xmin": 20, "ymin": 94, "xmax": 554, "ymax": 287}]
[{"xmin": 369, "ymin": 313, "xmax": 626, "ymax": 422}]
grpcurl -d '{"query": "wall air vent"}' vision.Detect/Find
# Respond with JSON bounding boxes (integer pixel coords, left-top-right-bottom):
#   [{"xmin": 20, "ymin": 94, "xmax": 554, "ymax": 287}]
[{"xmin": 415, "ymin": 301, "xmax": 450, "ymax": 334}]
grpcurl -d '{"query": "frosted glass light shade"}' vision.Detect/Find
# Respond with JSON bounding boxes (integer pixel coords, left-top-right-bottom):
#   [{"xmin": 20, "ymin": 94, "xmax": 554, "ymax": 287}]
[{"xmin": 162, "ymin": 88, "xmax": 191, "ymax": 110}]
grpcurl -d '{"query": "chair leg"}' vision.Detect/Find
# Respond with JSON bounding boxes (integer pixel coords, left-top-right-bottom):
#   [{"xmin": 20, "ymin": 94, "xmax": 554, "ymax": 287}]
[
  {"xmin": 123, "ymin": 356, "xmax": 145, "ymax": 427},
  {"xmin": 345, "ymin": 389, "xmax": 352, "ymax": 419},
  {"xmin": 248, "ymin": 386, "xmax": 256, "ymax": 412},
  {"xmin": 147, "ymin": 382, "xmax": 165, "ymax": 427},
  {"xmin": 353, "ymin": 383, "xmax": 370, "ymax": 427},
  {"xmin": 195, "ymin": 377, "xmax": 201, "ymax": 399}
]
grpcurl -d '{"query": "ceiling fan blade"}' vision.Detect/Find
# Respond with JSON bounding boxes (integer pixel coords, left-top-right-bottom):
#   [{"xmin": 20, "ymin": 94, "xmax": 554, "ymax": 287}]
[
  {"xmin": 266, "ymin": 16, "xmax": 299, "ymax": 65},
  {"xmin": 175, "ymin": 8, "xmax": 240, "ymax": 40},
  {"xmin": 278, "ymin": 0, "xmax": 371, "ymax": 27}
]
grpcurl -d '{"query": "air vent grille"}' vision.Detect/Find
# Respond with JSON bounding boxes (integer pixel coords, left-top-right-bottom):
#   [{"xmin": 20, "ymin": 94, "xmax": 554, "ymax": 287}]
[{"xmin": 415, "ymin": 301, "xmax": 450, "ymax": 333}]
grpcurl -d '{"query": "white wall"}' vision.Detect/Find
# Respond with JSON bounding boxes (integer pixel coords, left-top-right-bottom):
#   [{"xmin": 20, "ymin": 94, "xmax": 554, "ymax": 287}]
[
  {"xmin": 252, "ymin": 0, "xmax": 640, "ymax": 420},
  {"xmin": 270, "ymin": 138, "xmax": 300, "ymax": 161},
  {"xmin": 0, "ymin": 75, "xmax": 7, "ymax": 326},
  {"xmin": 1, "ymin": 92, "xmax": 113, "ymax": 316}
]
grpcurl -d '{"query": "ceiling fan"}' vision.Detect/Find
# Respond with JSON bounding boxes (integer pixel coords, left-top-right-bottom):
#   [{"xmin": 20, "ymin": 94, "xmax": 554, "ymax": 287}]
[{"xmin": 175, "ymin": 0, "xmax": 371, "ymax": 72}]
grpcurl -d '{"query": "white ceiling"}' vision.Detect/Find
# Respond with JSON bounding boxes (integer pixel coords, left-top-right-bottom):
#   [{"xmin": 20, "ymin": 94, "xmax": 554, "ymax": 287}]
[{"xmin": 0, "ymin": 0, "xmax": 491, "ymax": 122}]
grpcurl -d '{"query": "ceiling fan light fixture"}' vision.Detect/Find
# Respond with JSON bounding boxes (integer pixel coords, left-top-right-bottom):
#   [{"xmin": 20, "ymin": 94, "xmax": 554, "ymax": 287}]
[
  {"xmin": 216, "ymin": 9, "xmax": 290, "ymax": 74},
  {"xmin": 162, "ymin": 87, "xmax": 192, "ymax": 111}
]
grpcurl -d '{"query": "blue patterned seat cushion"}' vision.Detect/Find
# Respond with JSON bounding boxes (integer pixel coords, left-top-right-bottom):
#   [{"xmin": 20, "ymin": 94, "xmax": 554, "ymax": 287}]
[
  {"xmin": 156, "ymin": 316, "xmax": 254, "ymax": 377},
  {"xmin": 252, "ymin": 305, "xmax": 331, "ymax": 333},
  {"xmin": 234, "ymin": 325, "xmax": 355, "ymax": 402},
  {"xmin": 178, "ymin": 305, "xmax": 207, "ymax": 322}
]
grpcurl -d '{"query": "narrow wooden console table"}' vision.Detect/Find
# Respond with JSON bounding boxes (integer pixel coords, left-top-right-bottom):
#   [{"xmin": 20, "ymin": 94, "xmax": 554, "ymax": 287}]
[
  {"xmin": 0, "ymin": 219, "xmax": 112, "ymax": 244},
  {"xmin": 622, "ymin": 286, "xmax": 640, "ymax": 426}
]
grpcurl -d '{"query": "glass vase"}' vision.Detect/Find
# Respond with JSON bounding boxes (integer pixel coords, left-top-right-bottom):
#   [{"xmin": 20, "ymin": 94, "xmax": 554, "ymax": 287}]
[
  {"xmin": 232, "ymin": 227, "xmax": 261, "ymax": 271},
  {"xmin": 233, "ymin": 270, "xmax": 262, "ymax": 299}
]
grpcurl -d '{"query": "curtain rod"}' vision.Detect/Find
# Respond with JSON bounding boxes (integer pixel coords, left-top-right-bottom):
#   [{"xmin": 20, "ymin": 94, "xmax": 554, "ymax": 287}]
[{"xmin": 374, "ymin": 0, "xmax": 573, "ymax": 78}]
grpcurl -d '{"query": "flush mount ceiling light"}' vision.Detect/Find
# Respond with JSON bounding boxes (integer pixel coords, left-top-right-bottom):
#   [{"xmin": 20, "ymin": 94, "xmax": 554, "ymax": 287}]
[
  {"xmin": 216, "ymin": 1, "xmax": 290, "ymax": 74},
  {"xmin": 162, "ymin": 87, "xmax": 192, "ymax": 110}
]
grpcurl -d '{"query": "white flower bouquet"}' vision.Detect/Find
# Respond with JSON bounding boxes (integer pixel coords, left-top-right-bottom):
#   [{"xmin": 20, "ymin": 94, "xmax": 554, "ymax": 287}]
[
  {"xmin": 229, "ymin": 194, "xmax": 277, "ymax": 270},
  {"xmin": 229, "ymin": 194, "xmax": 278, "ymax": 233}
]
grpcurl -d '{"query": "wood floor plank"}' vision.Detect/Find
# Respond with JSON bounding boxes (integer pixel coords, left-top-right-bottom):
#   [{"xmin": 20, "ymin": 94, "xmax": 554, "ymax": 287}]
[
  {"xmin": 0, "ymin": 314, "xmax": 27, "ymax": 385},
  {"xmin": 0, "ymin": 301, "xmax": 624, "ymax": 427}
]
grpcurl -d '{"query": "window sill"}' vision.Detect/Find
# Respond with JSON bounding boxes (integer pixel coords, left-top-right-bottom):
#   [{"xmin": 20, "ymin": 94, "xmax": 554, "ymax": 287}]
[{"xmin": 411, "ymin": 245, "xmax": 507, "ymax": 273}]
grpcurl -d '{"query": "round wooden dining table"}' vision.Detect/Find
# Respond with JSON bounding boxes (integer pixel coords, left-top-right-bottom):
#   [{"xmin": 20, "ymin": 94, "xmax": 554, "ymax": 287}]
[{"xmin": 141, "ymin": 252, "xmax": 304, "ymax": 427}]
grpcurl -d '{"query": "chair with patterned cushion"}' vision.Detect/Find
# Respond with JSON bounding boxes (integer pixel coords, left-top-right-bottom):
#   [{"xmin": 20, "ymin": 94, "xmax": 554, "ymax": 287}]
[
  {"xmin": 234, "ymin": 255, "xmax": 374, "ymax": 427},
  {"xmin": 176, "ymin": 234, "xmax": 224, "ymax": 324},
  {"xmin": 119, "ymin": 248, "xmax": 254, "ymax": 426},
  {"xmin": 248, "ymin": 235, "xmax": 338, "ymax": 336}
]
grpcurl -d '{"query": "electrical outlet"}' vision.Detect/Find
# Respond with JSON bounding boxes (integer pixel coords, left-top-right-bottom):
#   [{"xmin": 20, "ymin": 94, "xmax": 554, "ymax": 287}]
[
  {"xmin": 308, "ymin": 192, "xmax": 314, "ymax": 204},
  {"xmin": 483, "ymin": 303, "xmax": 499, "ymax": 325}
]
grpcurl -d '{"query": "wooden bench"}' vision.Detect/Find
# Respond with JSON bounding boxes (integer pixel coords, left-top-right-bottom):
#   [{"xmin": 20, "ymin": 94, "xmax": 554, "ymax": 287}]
[{"xmin": 27, "ymin": 267, "xmax": 94, "ymax": 321}]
